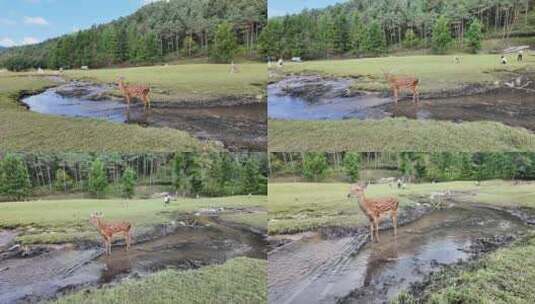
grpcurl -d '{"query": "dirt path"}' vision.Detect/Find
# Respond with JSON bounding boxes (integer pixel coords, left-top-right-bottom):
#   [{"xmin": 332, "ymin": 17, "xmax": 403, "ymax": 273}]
[
  {"xmin": 268, "ymin": 204, "xmax": 531, "ymax": 304},
  {"xmin": 0, "ymin": 215, "xmax": 266, "ymax": 304}
]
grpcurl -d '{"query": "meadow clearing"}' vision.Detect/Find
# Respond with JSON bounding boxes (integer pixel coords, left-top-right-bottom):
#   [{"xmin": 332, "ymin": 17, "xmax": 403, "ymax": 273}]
[
  {"xmin": 0, "ymin": 195, "xmax": 266, "ymax": 245},
  {"xmin": 268, "ymin": 180, "xmax": 535, "ymax": 235},
  {"xmin": 0, "ymin": 62, "xmax": 266, "ymax": 152},
  {"xmin": 268, "ymin": 54, "xmax": 535, "ymax": 151},
  {"xmin": 64, "ymin": 62, "xmax": 267, "ymax": 103}
]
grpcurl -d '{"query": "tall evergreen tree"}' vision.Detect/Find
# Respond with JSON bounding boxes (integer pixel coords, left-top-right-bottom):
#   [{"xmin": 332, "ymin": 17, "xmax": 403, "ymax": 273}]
[
  {"xmin": 432, "ymin": 16, "xmax": 452, "ymax": 54},
  {"xmin": 88, "ymin": 158, "xmax": 108, "ymax": 198},
  {"xmin": 211, "ymin": 21, "xmax": 238, "ymax": 63},
  {"xmin": 0, "ymin": 154, "xmax": 31, "ymax": 201},
  {"xmin": 466, "ymin": 19, "xmax": 483, "ymax": 53}
]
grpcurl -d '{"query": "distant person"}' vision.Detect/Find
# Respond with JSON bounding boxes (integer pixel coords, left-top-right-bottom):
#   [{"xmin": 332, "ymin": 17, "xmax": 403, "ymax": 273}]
[
  {"xmin": 517, "ymin": 50, "xmax": 523, "ymax": 62},
  {"xmin": 397, "ymin": 179, "xmax": 402, "ymax": 189},
  {"xmin": 501, "ymin": 55, "xmax": 508, "ymax": 65},
  {"xmin": 277, "ymin": 58, "xmax": 284, "ymax": 68},
  {"xmin": 164, "ymin": 194, "xmax": 171, "ymax": 207}
]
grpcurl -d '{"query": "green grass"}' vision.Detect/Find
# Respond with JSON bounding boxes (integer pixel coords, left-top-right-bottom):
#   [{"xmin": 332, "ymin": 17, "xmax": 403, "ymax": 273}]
[
  {"xmin": 268, "ymin": 118, "xmax": 535, "ymax": 152},
  {"xmin": 50, "ymin": 256, "xmax": 267, "ymax": 304},
  {"xmin": 282, "ymin": 54, "xmax": 535, "ymax": 94},
  {"xmin": 0, "ymin": 74, "xmax": 215, "ymax": 152},
  {"xmin": 65, "ymin": 62, "xmax": 267, "ymax": 103},
  {"xmin": 268, "ymin": 180, "xmax": 535, "ymax": 235},
  {"xmin": 0, "ymin": 195, "xmax": 266, "ymax": 245},
  {"xmin": 393, "ymin": 235, "xmax": 535, "ymax": 304}
]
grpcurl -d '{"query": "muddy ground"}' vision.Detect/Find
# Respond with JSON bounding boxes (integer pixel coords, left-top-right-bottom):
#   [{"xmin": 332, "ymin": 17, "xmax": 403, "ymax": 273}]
[
  {"xmin": 267, "ymin": 201, "xmax": 534, "ymax": 304},
  {"xmin": 20, "ymin": 81, "xmax": 267, "ymax": 151},
  {"xmin": 0, "ymin": 209, "xmax": 267, "ymax": 304},
  {"xmin": 268, "ymin": 74, "xmax": 535, "ymax": 132}
]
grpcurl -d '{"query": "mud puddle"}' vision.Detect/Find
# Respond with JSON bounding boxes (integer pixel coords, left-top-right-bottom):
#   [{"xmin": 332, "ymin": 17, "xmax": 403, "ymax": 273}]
[
  {"xmin": 268, "ymin": 75, "xmax": 535, "ymax": 131},
  {"xmin": 0, "ymin": 217, "xmax": 266, "ymax": 304},
  {"xmin": 22, "ymin": 82, "xmax": 267, "ymax": 151},
  {"xmin": 380, "ymin": 88, "xmax": 535, "ymax": 131},
  {"xmin": 268, "ymin": 76, "xmax": 390, "ymax": 120},
  {"xmin": 268, "ymin": 205, "xmax": 530, "ymax": 304}
]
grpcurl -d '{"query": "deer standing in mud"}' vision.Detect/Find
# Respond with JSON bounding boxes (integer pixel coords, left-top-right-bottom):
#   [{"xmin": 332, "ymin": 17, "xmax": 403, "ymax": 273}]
[
  {"xmin": 117, "ymin": 77, "xmax": 151, "ymax": 110},
  {"xmin": 90, "ymin": 212, "xmax": 133, "ymax": 255},
  {"xmin": 348, "ymin": 182, "xmax": 399, "ymax": 242},
  {"xmin": 383, "ymin": 71, "xmax": 420, "ymax": 103}
]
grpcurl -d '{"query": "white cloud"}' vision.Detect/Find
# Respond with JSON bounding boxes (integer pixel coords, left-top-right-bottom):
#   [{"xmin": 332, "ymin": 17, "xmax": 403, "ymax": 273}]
[
  {"xmin": 24, "ymin": 16, "xmax": 49, "ymax": 26},
  {"xmin": 22, "ymin": 37, "xmax": 40, "ymax": 45},
  {"xmin": 0, "ymin": 37, "xmax": 16, "ymax": 47}
]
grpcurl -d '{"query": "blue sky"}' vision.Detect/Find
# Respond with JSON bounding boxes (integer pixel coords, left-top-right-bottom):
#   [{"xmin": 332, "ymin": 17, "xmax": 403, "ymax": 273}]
[
  {"xmin": 268, "ymin": 0, "xmax": 346, "ymax": 18},
  {"xmin": 0, "ymin": 0, "xmax": 156, "ymax": 47}
]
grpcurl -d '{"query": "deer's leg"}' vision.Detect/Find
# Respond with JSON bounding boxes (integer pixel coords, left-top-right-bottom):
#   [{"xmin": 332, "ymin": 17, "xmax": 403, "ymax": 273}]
[
  {"xmin": 394, "ymin": 88, "xmax": 399, "ymax": 103},
  {"xmin": 374, "ymin": 219, "xmax": 380, "ymax": 242},
  {"xmin": 369, "ymin": 222, "xmax": 374, "ymax": 242},
  {"xmin": 392, "ymin": 212, "xmax": 398, "ymax": 236}
]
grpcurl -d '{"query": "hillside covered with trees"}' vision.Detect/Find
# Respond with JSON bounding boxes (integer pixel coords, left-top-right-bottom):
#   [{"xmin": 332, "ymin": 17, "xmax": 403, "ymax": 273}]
[
  {"xmin": 0, "ymin": 0, "xmax": 266, "ymax": 71},
  {"xmin": 269, "ymin": 152, "xmax": 535, "ymax": 183},
  {"xmin": 259, "ymin": 0, "xmax": 535, "ymax": 59},
  {"xmin": 0, "ymin": 152, "xmax": 267, "ymax": 201}
]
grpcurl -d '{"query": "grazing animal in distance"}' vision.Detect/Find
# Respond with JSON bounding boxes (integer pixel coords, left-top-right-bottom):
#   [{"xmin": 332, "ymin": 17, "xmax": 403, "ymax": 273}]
[
  {"xmin": 90, "ymin": 212, "xmax": 133, "ymax": 255},
  {"xmin": 517, "ymin": 50, "xmax": 523, "ymax": 62},
  {"xmin": 454, "ymin": 56, "xmax": 461, "ymax": 64},
  {"xmin": 117, "ymin": 77, "xmax": 151, "ymax": 109},
  {"xmin": 501, "ymin": 55, "xmax": 508, "ymax": 65},
  {"xmin": 348, "ymin": 182, "xmax": 400, "ymax": 242},
  {"xmin": 230, "ymin": 61, "xmax": 240, "ymax": 74},
  {"xmin": 383, "ymin": 71, "xmax": 420, "ymax": 103}
]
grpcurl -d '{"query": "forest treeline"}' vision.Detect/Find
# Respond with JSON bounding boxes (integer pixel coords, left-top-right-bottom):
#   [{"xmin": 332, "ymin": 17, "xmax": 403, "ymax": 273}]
[
  {"xmin": 0, "ymin": 0, "xmax": 266, "ymax": 71},
  {"xmin": 0, "ymin": 152, "xmax": 267, "ymax": 201},
  {"xmin": 258, "ymin": 0, "xmax": 535, "ymax": 59},
  {"xmin": 270, "ymin": 152, "xmax": 535, "ymax": 183}
]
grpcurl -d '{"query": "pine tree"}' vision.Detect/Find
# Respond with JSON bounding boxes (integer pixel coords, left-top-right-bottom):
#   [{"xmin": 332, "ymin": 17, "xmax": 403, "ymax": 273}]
[
  {"xmin": 211, "ymin": 21, "xmax": 238, "ymax": 63},
  {"xmin": 0, "ymin": 154, "xmax": 31, "ymax": 201},
  {"xmin": 343, "ymin": 152, "xmax": 361, "ymax": 182},
  {"xmin": 121, "ymin": 167, "xmax": 136, "ymax": 199},
  {"xmin": 88, "ymin": 158, "xmax": 108, "ymax": 198},
  {"xmin": 432, "ymin": 16, "xmax": 452, "ymax": 54},
  {"xmin": 403, "ymin": 29, "xmax": 420, "ymax": 49},
  {"xmin": 350, "ymin": 13, "xmax": 365, "ymax": 54},
  {"xmin": 362, "ymin": 20, "xmax": 386, "ymax": 55},
  {"xmin": 303, "ymin": 153, "xmax": 329, "ymax": 182},
  {"xmin": 466, "ymin": 19, "xmax": 483, "ymax": 53}
]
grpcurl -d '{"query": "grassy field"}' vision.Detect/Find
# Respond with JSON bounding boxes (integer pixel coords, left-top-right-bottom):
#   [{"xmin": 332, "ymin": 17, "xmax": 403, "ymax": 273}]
[
  {"xmin": 50, "ymin": 256, "xmax": 267, "ymax": 304},
  {"xmin": 65, "ymin": 62, "xmax": 267, "ymax": 102},
  {"xmin": 268, "ymin": 180, "xmax": 535, "ymax": 235},
  {"xmin": 0, "ymin": 195, "xmax": 266, "ymax": 245},
  {"xmin": 269, "ymin": 118, "xmax": 535, "ymax": 152},
  {"xmin": 281, "ymin": 54, "xmax": 535, "ymax": 93},
  {"xmin": 394, "ymin": 235, "xmax": 535, "ymax": 304},
  {"xmin": 0, "ymin": 73, "xmax": 215, "ymax": 152}
]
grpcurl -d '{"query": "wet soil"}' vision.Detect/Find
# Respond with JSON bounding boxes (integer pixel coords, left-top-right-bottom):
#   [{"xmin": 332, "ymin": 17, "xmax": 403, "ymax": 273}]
[
  {"xmin": 0, "ymin": 216, "xmax": 266, "ymax": 304},
  {"xmin": 268, "ymin": 75, "xmax": 535, "ymax": 132},
  {"xmin": 267, "ymin": 205, "xmax": 531, "ymax": 304},
  {"xmin": 21, "ymin": 82, "xmax": 267, "ymax": 151}
]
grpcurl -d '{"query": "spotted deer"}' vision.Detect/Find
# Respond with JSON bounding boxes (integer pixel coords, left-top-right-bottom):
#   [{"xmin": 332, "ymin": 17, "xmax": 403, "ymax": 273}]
[
  {"xmin": 90, "ymin": 212, "xmax": 133, "ymax": 255},
  {"xmin": 383, "ymin": 71, "xmax": 420, "ymax": 103},
  {"xmin": 117, "ymin": 77, "xmax": 151, "ymax": 109},
  {"xmin": 348, "ymin": 182, "xmax": 399, "ymax": 242}
]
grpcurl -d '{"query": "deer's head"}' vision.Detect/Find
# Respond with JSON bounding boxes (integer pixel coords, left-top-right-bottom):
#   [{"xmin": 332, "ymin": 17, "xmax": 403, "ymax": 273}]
[
  {"xmin": 348, "ymin": 182, "xmax": 367, "ymax": 198},
  {"xmin": 89, "ymin": 212, "xmax": 103, "ymax": 226}
]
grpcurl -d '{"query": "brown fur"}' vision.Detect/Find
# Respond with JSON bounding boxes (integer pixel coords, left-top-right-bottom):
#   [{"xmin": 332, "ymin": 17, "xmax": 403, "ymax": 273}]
[
  {"xmin": 349, "ymin": 183, "xmax": 399, "ymax": 242},
  {"xmin": 90, "ymin": 212, "xmax": 133, "ymax": 255},
  {"xmin": 384, "ymin": 72, "xmax": 420, "ymax": 103},
  {"xmin": 117, "ymin": 77, "xmax": 151, "ymax": 109}
]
